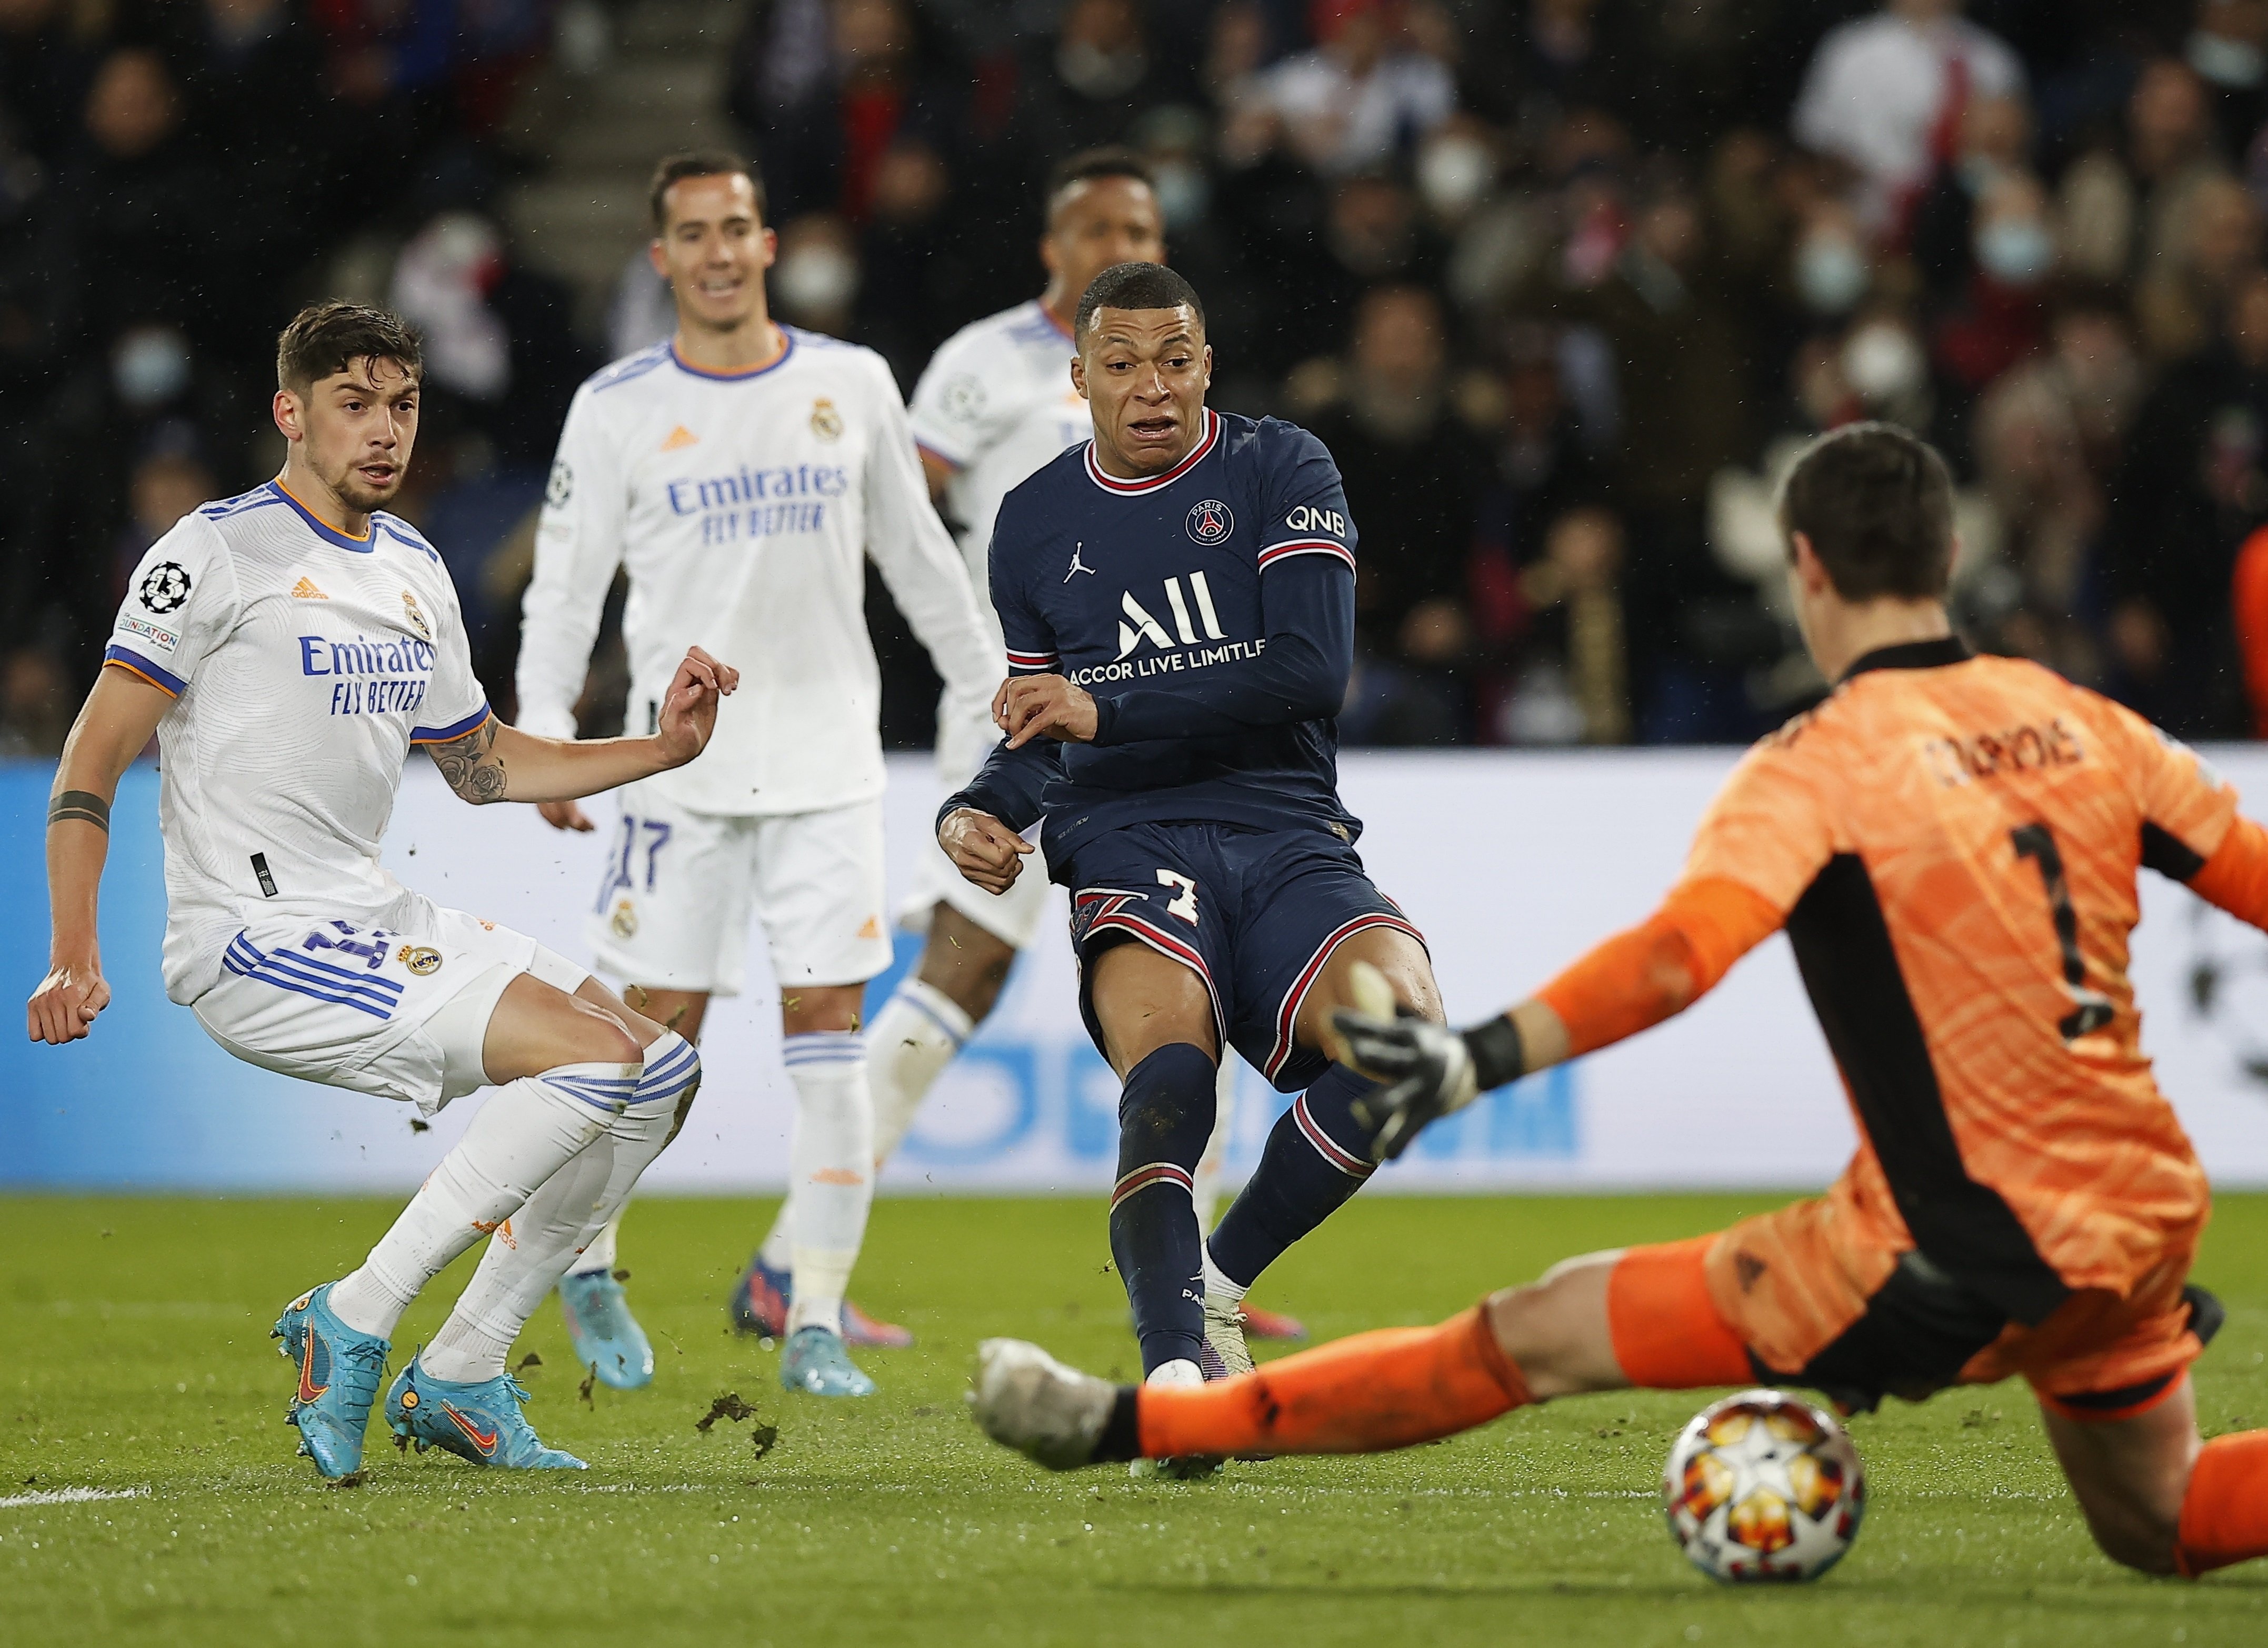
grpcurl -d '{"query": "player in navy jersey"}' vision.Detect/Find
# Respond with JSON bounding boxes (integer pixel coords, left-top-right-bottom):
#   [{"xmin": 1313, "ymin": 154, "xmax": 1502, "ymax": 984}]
[{"xmin": 937, "ymin": 263, "xmax": 1446, "ymax": 1433}]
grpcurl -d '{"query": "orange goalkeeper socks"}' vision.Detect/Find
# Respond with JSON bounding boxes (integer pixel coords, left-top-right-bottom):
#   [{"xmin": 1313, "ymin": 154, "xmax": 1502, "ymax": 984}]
[
  {"xmin": 1127, "ymin": 1304, "xmax": 1531, "ymax": 1460},
  {"xmin": 2176, "ymin": 1430, "xmax": 2268, "ymax": 1576}
]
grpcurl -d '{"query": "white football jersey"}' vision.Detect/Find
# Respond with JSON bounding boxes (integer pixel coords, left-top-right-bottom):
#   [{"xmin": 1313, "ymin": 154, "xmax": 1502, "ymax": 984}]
[
  {"xmin": 104, "ymin": 483, "xmax": 490, "ymax": 1005},
  {"xmin": 518, "ymin": 329, "xmax": 1001, "ymax": 817},
  {"xmin": 906, "ymin": 298, "xmax": 1093, "ymax": 624}
]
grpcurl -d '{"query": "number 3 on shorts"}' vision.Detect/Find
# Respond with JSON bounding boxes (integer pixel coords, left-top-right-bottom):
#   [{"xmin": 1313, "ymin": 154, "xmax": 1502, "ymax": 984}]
[{"xmin": 1156, "ymin": 869, "xmax": 1200, "ymax": 923}]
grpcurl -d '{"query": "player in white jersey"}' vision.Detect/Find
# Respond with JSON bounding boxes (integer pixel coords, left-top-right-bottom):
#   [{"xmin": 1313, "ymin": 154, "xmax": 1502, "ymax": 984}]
[
  {"xmin": 28, "ymin": 304, "xmax": 735, "ymax": 1478},
  {"xmin": 517, "ymin": 152, "xmax": 999, "ymax": 1397},
  {"xmin": 750, "ymin": 150, "xmax": 1308, "ymax": 1343}
]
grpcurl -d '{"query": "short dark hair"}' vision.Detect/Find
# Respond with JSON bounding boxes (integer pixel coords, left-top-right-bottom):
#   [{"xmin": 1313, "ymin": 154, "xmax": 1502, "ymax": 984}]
[
  {"xmin": 649, "ymin": 150, "xmax": 766, "ymax": 231},
  {"xmin": 1074, "ymin": 262, "xmax": 1204, "ymax": 345},
  {"xmin": 1779, "ymin": 422, "xmax": 1956, "ymax": 601},
  {"xmin": 275, "ymin": 303, "xmax": 422, "ymax": 393},
  {"xmin": 1045, "ymin": 147, "xmax": 1155, "ymax": 221}
]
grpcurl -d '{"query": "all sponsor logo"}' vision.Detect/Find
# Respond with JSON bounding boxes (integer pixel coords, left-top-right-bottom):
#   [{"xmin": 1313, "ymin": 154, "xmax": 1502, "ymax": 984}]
[
  {"xmin": 139, "ymin": 561, "xmax": 192, "ymax": 614},
  {"xmin": 1186, "ymin": 499, "xmax": 1233, "ymax": 545}
]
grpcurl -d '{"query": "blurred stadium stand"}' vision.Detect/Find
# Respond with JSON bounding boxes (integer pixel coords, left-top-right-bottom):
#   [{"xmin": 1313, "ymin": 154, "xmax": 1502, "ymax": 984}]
[{"xmin": 2, "ymin": 1, "xmax": 2263, "ymax": 756}]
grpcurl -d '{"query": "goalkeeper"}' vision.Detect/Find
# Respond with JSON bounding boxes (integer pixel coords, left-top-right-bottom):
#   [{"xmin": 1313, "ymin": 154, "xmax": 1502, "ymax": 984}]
[{"xmin": 972, "ymin": 422, "xmax": 2268, "ymax": 1580}]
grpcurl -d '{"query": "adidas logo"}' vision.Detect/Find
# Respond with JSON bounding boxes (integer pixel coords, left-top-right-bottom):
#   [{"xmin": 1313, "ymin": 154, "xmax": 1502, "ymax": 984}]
[
  {"xmin": 291, "ymin": 576, "xmax": 328, "ymax": 600},
  {"xmin": 661, "ymin": 425, "xmax": 700, "ymax": 451}
]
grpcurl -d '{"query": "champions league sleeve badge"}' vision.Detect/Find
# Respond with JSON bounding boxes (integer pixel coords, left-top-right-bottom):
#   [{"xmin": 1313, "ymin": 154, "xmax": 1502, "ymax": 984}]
[{"xmin": 139, "ymin": 561, "xmax": 192, "ymax": 613}]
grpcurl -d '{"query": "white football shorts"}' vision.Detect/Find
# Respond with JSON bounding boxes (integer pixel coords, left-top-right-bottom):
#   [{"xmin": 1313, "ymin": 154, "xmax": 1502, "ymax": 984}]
[
  {"xmin": 586, "ymin": 781, "xmax": 892, "ymax": 996},
  {"xmin": 192, "ymin": 900, "xmax": 590, "ymax": 1116},
  {"xmin": 898, "ymin": 822, "xmax": 1056, "ymax": 950}
]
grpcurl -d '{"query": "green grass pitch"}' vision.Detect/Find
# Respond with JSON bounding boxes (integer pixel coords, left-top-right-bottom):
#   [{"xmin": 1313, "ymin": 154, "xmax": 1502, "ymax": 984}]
[{"xmin": 3, "ymin": 1192, "xmax": 2265, "ymax": 1647}]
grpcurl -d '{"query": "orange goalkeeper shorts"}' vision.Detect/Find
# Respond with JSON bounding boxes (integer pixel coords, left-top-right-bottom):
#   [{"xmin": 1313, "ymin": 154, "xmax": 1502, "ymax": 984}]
[{"xmin": 1608, "ymin": 1197, "xmax": 2217, "ymax": 1420}]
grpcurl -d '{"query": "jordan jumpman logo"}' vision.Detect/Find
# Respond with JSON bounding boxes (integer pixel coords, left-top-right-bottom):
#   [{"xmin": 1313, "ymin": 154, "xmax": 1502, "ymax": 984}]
[{"xmin": 1065, "ymin": 543, "xmax": 1096, "ymax": 581}]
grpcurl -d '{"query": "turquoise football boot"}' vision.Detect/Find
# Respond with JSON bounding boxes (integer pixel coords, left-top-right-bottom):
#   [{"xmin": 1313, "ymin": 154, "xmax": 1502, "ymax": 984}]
[
  {"xmin": 557, "ymin": 1269, "xmax": 654, "ymax": 1390},
  {"xmin": 272, "ymin": 1282, "xmax": 389, "ymax": 1479},
  {"xmin": 385, "ymin": 1356, "xmax": 587, "ymax": 1469},
  {"xmin": 778, "ymin": 1324, "xmax": 876, "ymax": 1396}
]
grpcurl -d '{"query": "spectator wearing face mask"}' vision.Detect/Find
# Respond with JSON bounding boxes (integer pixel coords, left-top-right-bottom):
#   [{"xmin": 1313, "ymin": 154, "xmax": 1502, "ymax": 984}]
[{"xmin": 2189, "ymin": 0, "xmax": 2268, "ymax": 154}]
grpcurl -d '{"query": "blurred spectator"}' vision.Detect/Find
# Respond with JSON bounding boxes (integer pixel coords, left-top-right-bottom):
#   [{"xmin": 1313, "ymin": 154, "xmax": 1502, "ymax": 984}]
[
  {"xmin": 1015, "ymin": 0, "xmax": 1188, "ymax": 159},
  {"xmin": 2190, "ymin": 0, "xmax": 2268, "ymax": 149},
  {"xmin": 0, "ymin": 645, "xmax": 72, "ymax": 755},
  {"xmin": 115, "ymin": 435, "xmax": 215, "ymax": 603},
  {"xmin": 2134, "ymin": 171, "xmax": 2260, "ymax": 363},
  {"xmin": 732, "ymin": 0, "xmax": 965, "ymax": 226},
  {"xmin": 1791, "ymin": 0, "xmax": 2025, "ymax": 239},
  {"xmin": 1310, "ymin": 284, "xmax": 1488, "ymax": 744},
  {"xmin": 2101, "ymin": 266, "xmax": 2268, "ymax": 736},
  {"xmin": 0, "ymin": 0, "xmax": 94, "ymax": 171},
  {"xmin": 1258, "ymin": 0, "xmax": 1455, "ymax": 177}
]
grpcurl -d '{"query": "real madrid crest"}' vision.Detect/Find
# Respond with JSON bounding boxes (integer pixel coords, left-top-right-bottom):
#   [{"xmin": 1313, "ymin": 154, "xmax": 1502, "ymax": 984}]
[
  {"xmin": 610, "ymin": 898, "xmax": 639, "ymax": 939},
  {"xmin": 397, "ymin": 944, "xmax": 443, "ymax": 976},
  {"xmin": 810, "ymin": 397, "xmax": 844, "ymax": 441},
  {"xmin": 401, "ymin": 590, "xmax": 432, "ymax": 641}
]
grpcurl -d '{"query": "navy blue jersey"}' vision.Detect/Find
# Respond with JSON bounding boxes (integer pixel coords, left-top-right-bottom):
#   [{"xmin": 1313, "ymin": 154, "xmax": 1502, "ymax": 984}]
[{"xmin": 943, "ymin": 408, "xmax": 1362, "ymax": 869}]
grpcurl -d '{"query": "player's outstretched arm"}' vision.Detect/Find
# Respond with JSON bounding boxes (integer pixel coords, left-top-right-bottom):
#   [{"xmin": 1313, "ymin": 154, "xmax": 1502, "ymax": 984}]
[
  {"xmin": 28, "ymin": 668, "xmax": 174, "ymax": 1045},
  {"xmin": 1334, "ymin": 876, "xmax": 1784, "ymax": 1160},
  {"xmin": 427, "ymin": 647, "xmax": 738, "ymax": 806}
]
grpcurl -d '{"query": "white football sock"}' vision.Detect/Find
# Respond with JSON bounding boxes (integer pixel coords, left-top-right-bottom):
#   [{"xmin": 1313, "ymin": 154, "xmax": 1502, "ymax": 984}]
[
  {"xmin": 1192, "ymin": 1056, "xmax": 1240, "ymax": 1232},
  {"xmin": 781, "ymin": 1031, "xmax": 873, "ymax": 1336},
  {"xmin": 755, "ymin": 980, "xmax": 978, "ymax": 1266},
  {"xmin": 326, "ymin": 1061, "xmax": 636, "ymax": 1338},
  {"xmin": 1201, "ymin": 1246, "xmax": 1248, "ymax": 1305},
  {"xmin": 868, "ymin": 977, "xmax": 972, "ymax": 1161},
  {"xmin": 571, "ymin": 1216, "xmax": 619, "ymax": 1279},
  {"xmin": 423, "ymin": 1034, "xmax": 700, "ymax": 1382}
]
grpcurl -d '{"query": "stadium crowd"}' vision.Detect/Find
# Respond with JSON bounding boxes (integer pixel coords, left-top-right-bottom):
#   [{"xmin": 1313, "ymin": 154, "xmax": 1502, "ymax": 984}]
[{"xmin": 2, "ymin": 0, "xmax": 2264, "ymax": 751}]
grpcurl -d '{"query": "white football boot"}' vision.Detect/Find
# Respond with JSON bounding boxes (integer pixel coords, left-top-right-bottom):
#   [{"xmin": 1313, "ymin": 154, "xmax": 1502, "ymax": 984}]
[{"xmin": 967, "ymin": 1339, "xmax": 1115, "ymax": 1470}]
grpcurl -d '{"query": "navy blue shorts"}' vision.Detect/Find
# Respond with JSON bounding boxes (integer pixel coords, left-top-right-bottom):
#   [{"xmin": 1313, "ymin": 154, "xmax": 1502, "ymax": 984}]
[{"xmin": 1060, "ymin": 820, "xmax": 1425, "ymax": 1092}]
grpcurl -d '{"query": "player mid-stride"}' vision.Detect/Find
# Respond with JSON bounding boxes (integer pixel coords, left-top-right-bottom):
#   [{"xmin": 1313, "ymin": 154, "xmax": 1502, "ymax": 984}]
[
  {"xmin": 939, "ymin": 263, "xmax": 1443, "ymax": 1459},
  {"xmin": 748, "ymin": 146, "xmax": 1300, "ymax": 1345},
  {"xmin": 517, "ymin": 152, "xmax": 1000, "ymax": 1397},
  {"xmin": 973, "ymin": 423, "xmax": 2268, "ymax": 1579},
  {"xmin": 29, "ymin": 303, "xmax": 734, "ymax": 1479}
]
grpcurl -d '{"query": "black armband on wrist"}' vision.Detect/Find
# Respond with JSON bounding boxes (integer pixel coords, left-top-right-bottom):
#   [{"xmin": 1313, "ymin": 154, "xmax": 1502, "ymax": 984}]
[
  {"xmin": 1462, "ymin": 1014, "xmax": 1525, "ymax": 1092},
  {"xmin": 48, "ymin": 791, "xmax": 111, "ymax": 833}
]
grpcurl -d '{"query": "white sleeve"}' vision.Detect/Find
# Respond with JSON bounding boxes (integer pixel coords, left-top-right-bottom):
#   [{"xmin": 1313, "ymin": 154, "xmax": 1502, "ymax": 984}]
[
  {"xmin": 861, "ymin": 357, "xmax": 1003, "ymax": 726},
  {"xmin": 105, "ymin": 515, "xmax": 239, "ymax": 699},
  {"xmin": 515, "ymin": 385, "xmax": 626, "ymax": 740},
  {"xmin": 1790, "ymin": 27, "xmax": 1856, "ymax": 156},
  {"xmin": 905, "ymin": 328, "xmax": 995, "ymax": 471},
  {"xmin": 410, "ymin": 576, "xmax": 491, "ymax": 744}
]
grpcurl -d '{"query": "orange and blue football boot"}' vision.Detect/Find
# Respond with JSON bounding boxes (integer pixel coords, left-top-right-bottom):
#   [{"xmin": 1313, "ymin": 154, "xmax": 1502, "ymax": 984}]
[
  {"xmin": 728, "ymin": 1253, "xmax": 914, "ymax": 1349},
  {"xmin": 272, "ymin": 1282, "xmax": 389, "ymax": 1479},
  {"xmin": 384, "ymin": 1356, "xmax": 586, "ymax": 1469}
]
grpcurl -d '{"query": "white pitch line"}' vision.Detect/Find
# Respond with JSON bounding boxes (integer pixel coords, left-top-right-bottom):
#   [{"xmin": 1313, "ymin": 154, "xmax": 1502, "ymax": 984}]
[{"xmin": 0, "ymin": 1486, "xmax": 152, "ymax": 1510}]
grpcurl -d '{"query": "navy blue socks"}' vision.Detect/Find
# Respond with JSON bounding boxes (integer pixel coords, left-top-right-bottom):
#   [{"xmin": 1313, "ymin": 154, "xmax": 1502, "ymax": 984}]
[
  {"xmin": 1206, "ymin": 1063, "xmax": 1380, "ymax": 1291},
  {"xmin": 1108, "ymin": 1042, "xmax": 1217, "ymax": 1374}
]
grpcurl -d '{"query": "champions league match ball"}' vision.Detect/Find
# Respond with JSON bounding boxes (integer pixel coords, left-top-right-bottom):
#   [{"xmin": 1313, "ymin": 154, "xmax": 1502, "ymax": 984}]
[{"xmin": 1663, "ymin": 1390, "xmax": 1866, "ymax": 1583}]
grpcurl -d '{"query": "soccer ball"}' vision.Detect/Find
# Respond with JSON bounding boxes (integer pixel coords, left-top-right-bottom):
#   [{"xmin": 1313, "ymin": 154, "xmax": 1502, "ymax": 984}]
[{"xmin": 1662, "ymin": 1389, "xmax": 1865, "ymax": 1582}]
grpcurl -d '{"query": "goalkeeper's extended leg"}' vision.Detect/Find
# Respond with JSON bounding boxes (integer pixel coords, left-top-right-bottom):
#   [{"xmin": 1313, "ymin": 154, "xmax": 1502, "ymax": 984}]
[{"xmin": 973, "ymin": 1241, "xmax": 1756, "ymax": 1466}]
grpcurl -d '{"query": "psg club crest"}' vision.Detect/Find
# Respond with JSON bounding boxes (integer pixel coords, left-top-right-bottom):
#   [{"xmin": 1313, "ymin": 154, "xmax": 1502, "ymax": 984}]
[
  {"xmin": 140, "ymin": 561, "xmax": 192, "ymax": 613},
  {"xmin": 1186, "ymin": 499, "xmax": 1233, "ymax": 545}
]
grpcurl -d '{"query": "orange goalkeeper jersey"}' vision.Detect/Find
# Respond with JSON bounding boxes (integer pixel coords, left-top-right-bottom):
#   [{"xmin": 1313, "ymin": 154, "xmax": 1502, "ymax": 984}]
[{"xmin": 1676, "ymin": 637, "xmax": 2237, "ymax": 1325}]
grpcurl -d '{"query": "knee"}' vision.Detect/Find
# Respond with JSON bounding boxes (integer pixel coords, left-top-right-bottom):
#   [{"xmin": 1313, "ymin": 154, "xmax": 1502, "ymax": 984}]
[
  {"xmin": 2082, "ymin": 1504, "xmax": 2182, "ymax": 1577},
  {"xmin": 1481, "ymin": 1255, "xmax": 1616, "ymax": 1401},
  {"xmin": 558, "ymin": 1006, "xmax": 644, "ymax": 1071}
]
